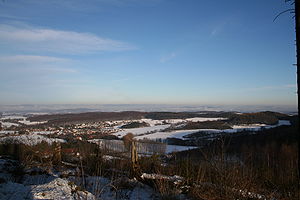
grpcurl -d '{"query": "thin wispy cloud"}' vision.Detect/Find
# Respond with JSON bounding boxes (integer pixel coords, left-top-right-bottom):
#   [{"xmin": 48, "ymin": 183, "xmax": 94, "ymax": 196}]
[
  {"xmin": 41, "ymin": 67, "xmax": 77, "ymax": 74},
  {"xmin": 0, "ymin": 55, "xmax": 69, "ymax": 64},
  {"xmin": 0, "ymin": 24, "xmax": 137, "ymax": 54},
  {"xmin": 210, "ymin": 15, "xmax": 238, "ymax": 37},
  {"xmin": 211, "ymin": 23, "xmax": 226, "ymax": 36},
  {"xmin": 0, "ymin": 14, "xmax": 28, "ymax": 20},
  {"xmin": 8, "ymin": 0, "xmax": 163, "ymax": 12},
  {"xmin": 0, "ymin": 55, "xmax": 76, "ymax": 72},
  {"xmin": 246, "ymin": 84, "xmax": 296, "ymax": 92},
  {"xmin": 111, "ymin": 78, "xmax": 130, "ymax": 83},
  {"xmin": 0, "ymin": 55, "xmax": 77, "ymax": 75},
  {"xmin": 160, "ymin": 52, "xmax": 177, "ymax": 63},
  {"xmin": 93, "ymin": 0, "xmax": 163, "ymax": 7}
]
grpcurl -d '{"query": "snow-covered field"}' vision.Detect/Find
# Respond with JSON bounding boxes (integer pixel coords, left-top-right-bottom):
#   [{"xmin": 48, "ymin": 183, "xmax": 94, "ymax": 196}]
[
  {"xmin": 0, "ymin": 115, "xmax": 26, "ymax": 120},
  {"xmin": 165, "ymin": 145, "xmax": 198, "ymax": 153},
  {"xmin": 113, "ymin": 117, "xmax": 228, "ymax": 139},
  {"xmin": 0, "ymin": 115, "xmax": 47, "ymax": 127},
  {"xmin": 113, "ymin": 124, "xmax": 170, "ymax": 138},
  {"xmin": 0, "ymin": 113, "xmax": 292, "ymax": 154},
  {"xmin": 135, "ymin": 129, "xmax": 202, "ymax": 140},
  {"xmin": 0, "ymin": 121, "xmax": 19, "ymax": 128},
  {"xmin": 18, "ymin": 119, "xmax": 48, "ymax": 125},
  {"xmin": 140, "ymin": 117, "xmax": 226, "ymax": 124},
  {"xmin": 114, "ymin": 120, "xmax": 291, "ymax": 141},
  {"xmin": 89, "ymin": 139, "xmax": 197, "ymax": 155},
  {"xmin": 185, "ymin": 117, "xmax": 226, "ymax": 122},
  {"xmin": 231, "ymin": 120, "xmax": 291, "ymax": 131}
]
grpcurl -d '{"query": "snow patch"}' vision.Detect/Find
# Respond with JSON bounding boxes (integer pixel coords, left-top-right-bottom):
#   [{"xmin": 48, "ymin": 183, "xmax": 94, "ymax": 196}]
[
  {"xmin": 113, "ymin": 125, "xmax": 170, "ymax": 138},
  {"xmin": 1, "ymin": 115, "xmax": 26, "ymax": 120},
  {"xmin": 185, "ymin": 117, "xmax": 226, "ymax": 122},
  {"xmin": 165, "ymin": 145, "xmax": 198, "ymax": 154},
  {"xmin": 0, "ymin": 131, "xmax": 16, "ymax": 135},
  {"xmin": 0, "ymin": 135, "xmax": 65, "ymax": 146},
  {"xmin": 18, "ymin": 119, "xmax": 47, "ymax": 125},
  {"xmin": 0, "ymin": 121, "xmax": 19, "ymax": 128},
  {"xmin": 135, "ymin": 129, "xmax": 202, "ymax": 140}
]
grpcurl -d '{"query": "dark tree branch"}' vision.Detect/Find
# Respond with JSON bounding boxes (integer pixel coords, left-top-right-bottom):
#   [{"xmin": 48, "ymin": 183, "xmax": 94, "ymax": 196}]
[{"xmin": 273, "ymin": 8, "xmax": 295, "ymax": 22}]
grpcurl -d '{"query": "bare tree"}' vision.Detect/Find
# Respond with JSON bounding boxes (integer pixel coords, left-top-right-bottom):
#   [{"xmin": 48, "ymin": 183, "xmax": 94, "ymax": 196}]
[
  {"xmin": 276, "ymin": 0, "xmax": 299, "ymax": 138},
  {"xmin": 294, "ymin": 1, "xmax": 300, "ymax": 121}
]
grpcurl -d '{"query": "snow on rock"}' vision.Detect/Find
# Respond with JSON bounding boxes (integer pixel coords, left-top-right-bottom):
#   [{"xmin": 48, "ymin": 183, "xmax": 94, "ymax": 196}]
[
  {"xmin": 30, "ymin": 178, "xmax": 95, "ymax": 200},
  {"xmin": 0, "ymin": 177, "xmax": 95, "ymax": 200},
  {"xmin": 141, "ymin": 173, "xmax": 184, "ymax": 185},
  {"xmin": 0, "ymin": 158, "xmax": 95, "ymax": 200},
  {"xmin": 74, "ymin": 176, "xmax": 161, "ymax": 200},
  {"xmin": 0, "ymin": 135, "xmax": 65, "ymax": 146},
  {"xmin": 0, "ymin": 157, "xmax": 161, "ymax": 200}
]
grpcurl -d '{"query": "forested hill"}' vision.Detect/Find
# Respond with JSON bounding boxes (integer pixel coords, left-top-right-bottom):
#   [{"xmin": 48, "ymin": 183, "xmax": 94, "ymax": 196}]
[
  {"xmin": 27, "ymin": 111, "xmax": 290, "ymax": 126},
  {"xmin": 227, "ymin": 111, "xmax": 289, "ymax": 125}
]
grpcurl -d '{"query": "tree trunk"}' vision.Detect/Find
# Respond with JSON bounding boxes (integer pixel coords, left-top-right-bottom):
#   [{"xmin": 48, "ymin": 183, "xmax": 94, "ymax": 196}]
[
  {"xmin": 294, "ymin": 0, "xmax": 300, "ymax": 174},
  {"xmin": 131, "ymin": 141, "xmax": 139, "ymax": 176}
]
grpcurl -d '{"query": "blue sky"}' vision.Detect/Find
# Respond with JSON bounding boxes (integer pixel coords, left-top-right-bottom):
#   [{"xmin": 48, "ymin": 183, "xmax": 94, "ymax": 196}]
[{"xmin": 0, "ymin": 0, "xmax": 297, "ymax": 107}]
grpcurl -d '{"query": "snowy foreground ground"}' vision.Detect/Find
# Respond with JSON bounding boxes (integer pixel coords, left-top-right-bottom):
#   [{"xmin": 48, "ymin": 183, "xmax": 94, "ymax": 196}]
[
  {"xmin": 0, "ymin": 157, "xmax": 180, "ymax": 200},
  {"xmin": 0, "ymin": 157, "xmax": 268, "ymax": 200}
]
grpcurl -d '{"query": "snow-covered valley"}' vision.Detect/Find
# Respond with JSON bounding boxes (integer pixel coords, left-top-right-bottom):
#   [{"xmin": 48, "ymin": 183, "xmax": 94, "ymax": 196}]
[{"xmin": 0, "ymin": 110, "xmax": 297, "ymax": 200}]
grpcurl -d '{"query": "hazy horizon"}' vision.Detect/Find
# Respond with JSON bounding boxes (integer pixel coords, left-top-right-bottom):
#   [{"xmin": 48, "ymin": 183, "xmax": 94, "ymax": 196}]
[{"xmin": 0, "ymin": 103, "xmax": 297, "ymax": 114}]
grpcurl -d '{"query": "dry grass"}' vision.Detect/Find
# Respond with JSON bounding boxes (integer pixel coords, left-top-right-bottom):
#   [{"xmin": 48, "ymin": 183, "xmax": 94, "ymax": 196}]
[{"xmin": 1, "ymin": 138, "xmax": 298, "ymax": 200}]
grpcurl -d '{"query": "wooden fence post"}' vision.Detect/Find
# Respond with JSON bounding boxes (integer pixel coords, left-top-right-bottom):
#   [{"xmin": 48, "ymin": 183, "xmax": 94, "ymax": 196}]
[{"xmin": 131, "ymin": 141, "xmax": 139, "ymax": 175}]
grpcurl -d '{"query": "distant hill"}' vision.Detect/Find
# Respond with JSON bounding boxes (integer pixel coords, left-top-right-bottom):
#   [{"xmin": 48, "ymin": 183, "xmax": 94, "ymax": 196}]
[
  {"xmin": 27, "ymin": 111, "xmax": 290, "ymax": 126},
  {"xmin": 28, "ymin": 111, "xmax": 234, "ymax": 125},
  {"xmin": 145, "ymin": 111, "xmax": 234, "ymax": 120},
  {"xmin": 28, "ymin": 111, "xmax": 146, "ymax": 125},
  {"xmin": 227, "ymin": 111, "xmax": 289, "ymax": 125},
  {"xmin": 179, "ymin": 120, "xmax": 231, "ymax": 130},
  {"xmin": 120, "ymin": 121, "xmax": 150, "ymax": 129},
  {"xmin": 164, "ymin": 111, "xmax": 290, "ymax": 131}
]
